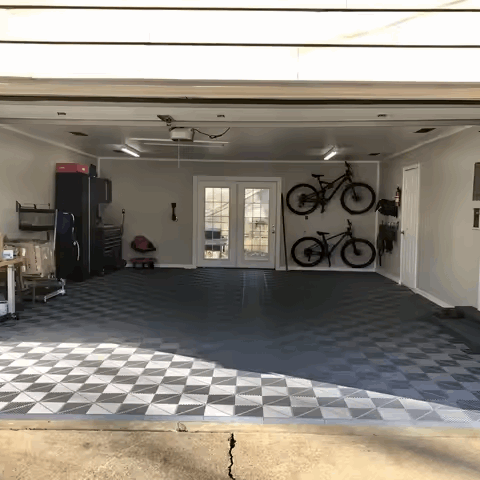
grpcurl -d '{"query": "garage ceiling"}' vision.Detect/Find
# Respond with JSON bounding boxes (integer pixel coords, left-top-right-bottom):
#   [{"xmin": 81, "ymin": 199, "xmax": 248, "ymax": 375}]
[{"xmin": 0, "ymin": 101, "xmax": 477, "ymax": 161}]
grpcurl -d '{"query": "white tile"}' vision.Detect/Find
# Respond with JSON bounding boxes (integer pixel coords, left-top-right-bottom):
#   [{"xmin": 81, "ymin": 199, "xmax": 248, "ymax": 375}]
[
  {"xmin": 313, "ymin": 388, "xmax": 342, "ymax": 398},
  {"xmin": 129, "ymin": 354, "xmax": 154, "ymax": 361},
  {"xmin": 172, "ymin": 354, "xmax": 194, "ymax": 362},
  {"xmin": 58, "ymin": 343, "xmax": 81, "ymax": 348},
  {"xmin": 213, "ymin": 369, "xmax": 238, "ymax": 377},
  {"xmin": 0, "ymin": 402, "xmax": 8, "ymax": 410},
  {"xmin": 51, "ymin": 384, "xmax": 74, "ymax": 393},
  {"xmin": 285, "ymin": 378, "xmax": 312, "ymax": 388},
  {"xmin": 116, "ymin": 368, "xmax": 144, "ymax": 376},
  {"xmin": 10, "ymin": 392, "xmax": 35, "ymax": 403},
  {"xmin": 9, "ymin": 383, "xmax": 33, "ymax": 391},
  {"xmin": 18, "ymin": 342, "xmax": 41, "ymax": 347},
  {"xmin": 262, "ymin": 387, "xmax": 289, "ymax": 396},
  {"xmin": 237, "ymin": 378, "xmax": 262, "ymax": 386},
  {"xmin": 86, "ymin": 375, "xmax": 114, "ymax": 384},
  {"xmin": 235, "ymin": 395, "xmax": 263, "ymax": 406},
  {"xmin": 160, "ymin": 384, "xmax": 184, "ymax": 394},
  {"xmin": 78, "ymin": 393, "xmax": 101, "ymax": 403},
  {"xmin": 103, "ymin": 384, "xmax": 130, "ymax": 394},
  {"xmin": 0, "ymin": 353, "xmax": 23, "ymax": 360},
  {"xmin": 29, "ymin": 347, "xmax": 55, "ymax": 354},
  {"xmin": 436, "ymin": 410, "xmax": 472, "ymax": 423},
  {"xmin": 96, "ymin": 403, "xmax": 121, "ymax": 413},
  {"xmin": 146, "ymin": 404, "xmax": 174, "ymax": 416},
  {"xmin": 125, "ymin": 394, "xmax": 154, "ymax": 404},
  {"xmin": 31, "ymin": 367, "xmax": 53, "ymax": 375},
  {"xmin": 205, "ymin": 405, "xmax": 235, "ymax": 416},
  {"xmin": 180, "ymin": 394, "xmax": 207, "ymax": 405},
  {"xmin": 146, "ymin": 361, "xmax": 171, "ymax": 369},
  {"xmin": 151, "ymin": 404, "xmax": 177, "ymax": 414},
  {"xmin": 344, "ymin": 398, "xmax": 376, "ymax": 409},
  {"xmin": 263, "ymin": 406, "xmax": 292, "ymax": 418},
  {"xmin": 55, "ymin": 360, "xmax": 83, "ymax": 368},
  {"xmin": 69, "ymin": 368, "xmax": 97, "ymax": 376},
  {"xmin": 71, "ymin": 348, "xmax": 95, "ymax": 354},
  {"xmin": 16, "ymin": 367, "xmax": 39, "ymax": 375},
  {"xmin": 290, "ymin": 396, "xmax": 319, "ymax": 407},
  {"xmin": 86, "ymin": 404, "xmax": 111, "ymax": 415},
  {"xmin": 24, "ymin": 392, "xmax": 49, "ymax": 402},
  {"xmin": 209, "ymin": 385, "xmax": 236, "ymax": 395},
  {"xmin": 99, "ymin": 360, "xmax": 126, "ymax": 369},
  {"xmin": 136, "ymin": 376, "xmax": 163, "ymax": 385},
  {"xmin": 69, "ymin": 393, "xmax": 96, "ymax": 403},
  {"xmin": 0, "ymin": 347, "xmax": 14, "ymax": 353},
  {"xmin": 112, "ymin": 348, "xmax": 137, "ymax": 354},
  {"xmin": 154, "ymin": 385, "xmax": 182, "ymax": 395},
  {"xmin": 320, "ymin": 407, "xmax": 352, "ymax": 419},
  {"xmin": 379, "ymin": 409, "xmax": 413, "ymax": 421},
  {"xmin": 97, "ymin": 343, "xmax": 119, "ymax": 349},
  {"xmin": 398, "ymin": 398, "xmax": 434, "ymax": 410},
  {"xmin": 166, "ymin": 368, "xmax": 191, "ymax": 377},
  {"xmin": 9, "ymin": 360, "xmax": 37, "ymax": 367},
  {"xmin": 191, "ymin": 361, "xmax": 216, "ymax": 369},
  {"xmin": 85, "ymin": 354, "xmax": 110, "ymax": 361},
  {"xmin": 28, "ymin": 403, "xmax": 54, "ymax": 414},
  {"xmin": 186, "ymin": 377, "xmax": 210, "ymax": 386}
]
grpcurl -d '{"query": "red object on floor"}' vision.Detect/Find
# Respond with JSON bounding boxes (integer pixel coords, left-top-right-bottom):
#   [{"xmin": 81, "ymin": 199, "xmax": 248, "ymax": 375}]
[
  {"xmin": 56, "ymin": 163, "xmax": 89, "ymax": 174},
  {"xmin": 131, "ymin": 257, "xmax": 156, "ymax": 269}
]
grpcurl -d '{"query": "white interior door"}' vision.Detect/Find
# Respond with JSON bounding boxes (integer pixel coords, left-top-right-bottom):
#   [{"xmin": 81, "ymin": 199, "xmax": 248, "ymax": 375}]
[
  {"xmin": 400, "ymin": 165, "xmax": 420, "ymax": 289},
  {"xmin": 196, "ymin": 179, "xmax": 277, "ymax": 268},
  {"xmin": 237, "ymin": 182, "xmax": 277, "ymax": 269}
]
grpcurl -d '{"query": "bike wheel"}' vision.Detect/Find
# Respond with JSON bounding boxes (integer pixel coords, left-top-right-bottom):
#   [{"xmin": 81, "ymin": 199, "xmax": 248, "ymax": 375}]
[
  {"xmin": 341, "ymin": 238, "xmax": 376, "ymax": 268},
  {"xmin": 340, "ymin": 183, "xmax": 376, "ymax": 215},
  {"xmin": 286, "ymin": 184, "xmax": 320, "ymax": 215},
  {"xmin": 291, "ymin": 237, "xmax": 325, "ymax": 267}
]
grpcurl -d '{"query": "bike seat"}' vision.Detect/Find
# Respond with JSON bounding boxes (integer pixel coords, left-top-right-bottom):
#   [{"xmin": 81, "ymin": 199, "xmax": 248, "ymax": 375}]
[
  {"xmin": 316, "ymin": 231, "xmax": 329, "ymax": 236},
  {"xmin": 311, "ymin": 174, "xmax": 324, "ymax": 178}
]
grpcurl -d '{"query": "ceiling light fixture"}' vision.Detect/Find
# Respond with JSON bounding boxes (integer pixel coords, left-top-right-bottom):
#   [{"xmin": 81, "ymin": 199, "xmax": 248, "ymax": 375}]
[
  {"xmin": 120, "ymin": 145, "xmax": 140, "ymax": 158},
  {"xmin": 369, "ymin": 153, "xmax": 381, "ymax": 156},
  {"xmin": 324, "ymin": 147, "xmax": 337, "ymax": 161},
  {"xmin": 69, "ymin": 131, "xmax": 88, "ymax": 137}
]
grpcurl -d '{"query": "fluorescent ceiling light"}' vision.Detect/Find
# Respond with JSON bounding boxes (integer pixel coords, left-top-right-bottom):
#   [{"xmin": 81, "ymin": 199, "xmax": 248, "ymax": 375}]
[
  {"xmin": 324, "ymin": 147, "xmax": 337, "ymax": 161},
  {"xmin": 120, "ymin": 145, "xmax": 140, "ymax": 158}
]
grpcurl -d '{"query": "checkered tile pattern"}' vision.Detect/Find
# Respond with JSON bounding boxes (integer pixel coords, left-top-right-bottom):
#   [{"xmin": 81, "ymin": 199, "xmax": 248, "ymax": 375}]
[{"xmin": 0, "ymin": 269, "xmax": 479, "ymax": 426}]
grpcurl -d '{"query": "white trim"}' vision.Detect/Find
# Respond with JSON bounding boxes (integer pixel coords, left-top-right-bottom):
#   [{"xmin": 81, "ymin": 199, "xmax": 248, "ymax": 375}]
[
  {"xmin": 276, "ymin": 266, "xmax": 376, "ymax": 272},
  {"xmin": 386, "ymin": 127, "xmax": 471, "ymax": 161},
  {"xmin": 412, "ymin": 288, "xmax": 454, "ymax": 309},
  {"xmin": 399, "ymin": 163, "xmax": 420, "ymax": 289},
  {"xmin": 97, "ymin": 157, "xmax": 101, "ymax": 177},
  {"xmin": 0, "ymin": 125, "xmax": 97, "ymax": 160},
  {"xmin": 376, "ymin": 269, "xmax": 401, "ymax": 284},
  {"xmin": 126, "ymin": 263, "xmax": 196, "ymax": 269},
  {"xmin": 99, "ymin": 157, "xmax": 380, "ymax": 164},
  {"xmin": 193, "ymin": 176, "xmax": 282, "ymax": 269}
]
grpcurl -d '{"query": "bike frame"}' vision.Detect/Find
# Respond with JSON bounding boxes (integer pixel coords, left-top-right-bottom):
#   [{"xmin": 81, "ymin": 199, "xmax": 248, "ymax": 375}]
[
  {"xmin": 301, "ymin": 169, "xmax": 353, "ymax": 207},
  {"xmin": 307, "ymin": 227, "xmax": 356, "ymax": 267}
]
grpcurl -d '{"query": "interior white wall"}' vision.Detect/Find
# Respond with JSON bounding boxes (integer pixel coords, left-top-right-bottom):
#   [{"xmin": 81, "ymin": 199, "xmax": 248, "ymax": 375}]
[
  {"xmin": 100, "ymin": 159, "xmax": 378, "ymax": 268},
  {"xmin": 0, "ymin": 127, "xmax": 94, "ymax": 240},
  {"xmin": 378, "ymin": 127, "xmax": 480, "ymax": 307}
]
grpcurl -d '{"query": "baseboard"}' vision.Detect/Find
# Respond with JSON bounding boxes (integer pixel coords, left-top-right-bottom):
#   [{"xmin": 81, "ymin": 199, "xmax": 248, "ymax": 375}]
[
  {"xmin": 412, "ymin": 288, "xmax": 454, "ymax": 308},
  {"xmin": 375, "ymin": 269, "xmax": 401, "ymax": 284},
  {"xmin": 276, "ymin": 266, "xmax": 376, "ymax": 272},
  {"xmin": 125, "ymin": 264, "xmax": 196, "ymax": 269}
]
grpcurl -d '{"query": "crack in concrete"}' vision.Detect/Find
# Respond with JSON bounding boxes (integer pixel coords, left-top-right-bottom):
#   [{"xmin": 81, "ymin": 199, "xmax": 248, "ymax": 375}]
[{"xmin": 228, "ymin": 433, "xmax": 236, "ymax": 479}]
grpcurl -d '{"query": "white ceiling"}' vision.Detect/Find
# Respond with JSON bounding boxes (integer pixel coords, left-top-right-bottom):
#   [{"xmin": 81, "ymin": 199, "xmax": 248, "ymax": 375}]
[
  {"xmin": 0, "ymin": 101, "xmax": 477, "ymax": 161},
  {"xmin": 3, "ymin": 123, "xmax": 470, "ymax": 162}
]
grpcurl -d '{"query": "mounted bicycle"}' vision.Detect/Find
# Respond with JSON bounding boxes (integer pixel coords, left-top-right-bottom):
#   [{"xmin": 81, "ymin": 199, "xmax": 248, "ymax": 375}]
[
  {"xmin": 286, "ymin": 161, "xmax": 376, "ymax": 215},
  {"xmin": 291, "ymin": 220, "xmax": 376, "ymax": 268}
]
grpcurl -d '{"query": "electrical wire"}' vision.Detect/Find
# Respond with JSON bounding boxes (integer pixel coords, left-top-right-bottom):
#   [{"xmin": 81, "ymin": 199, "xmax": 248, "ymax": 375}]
[{"xmin": 192, "ymin": 128, "xmax": 230, "ymax": 140}]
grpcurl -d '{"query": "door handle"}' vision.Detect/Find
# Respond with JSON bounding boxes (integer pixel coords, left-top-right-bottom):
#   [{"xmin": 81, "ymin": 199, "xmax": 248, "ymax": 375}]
[
  {"xmin": 271, "ymin": 225, "xmax": 276, "ymax": 234},
  {"xmin": 401, "ymin": 230, "xmax": 405, "ymax": 235}
]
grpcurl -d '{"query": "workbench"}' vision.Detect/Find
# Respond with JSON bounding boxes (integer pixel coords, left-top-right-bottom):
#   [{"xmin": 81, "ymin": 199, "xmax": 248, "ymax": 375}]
[{"xmin": 0, "ymin": 258, "xmax": 24, "ymax": 320}]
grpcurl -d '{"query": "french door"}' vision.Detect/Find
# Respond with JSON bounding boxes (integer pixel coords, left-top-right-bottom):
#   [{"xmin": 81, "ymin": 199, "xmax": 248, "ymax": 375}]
[{"xmin": 196, "ymin": 179, "xmax": 278, "ymax": 268}]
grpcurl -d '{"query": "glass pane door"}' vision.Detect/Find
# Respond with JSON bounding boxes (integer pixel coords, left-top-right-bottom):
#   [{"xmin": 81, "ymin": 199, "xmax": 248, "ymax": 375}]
[
  {"xmin": 237, "ymin": 182, "xmax": 277, "ymax": 269},
  {"xmin": 197, "ymin": 181, "xmax": 236, "ymax": 267}
]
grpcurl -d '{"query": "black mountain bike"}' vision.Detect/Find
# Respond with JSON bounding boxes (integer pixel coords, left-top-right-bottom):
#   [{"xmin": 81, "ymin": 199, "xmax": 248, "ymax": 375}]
[
  {"xmin": 286, "ymin": 161, "xmax": 376, "ymax": 215},
  {"xmin": 291, "ymin": 220, "xmax": 376, "ymax": 268}
]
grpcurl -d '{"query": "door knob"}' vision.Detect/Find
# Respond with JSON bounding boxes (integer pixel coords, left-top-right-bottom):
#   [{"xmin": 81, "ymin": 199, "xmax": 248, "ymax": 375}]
[{"xmin": 401, "ymin": 230, "xmax": 405, "ymax": 235}]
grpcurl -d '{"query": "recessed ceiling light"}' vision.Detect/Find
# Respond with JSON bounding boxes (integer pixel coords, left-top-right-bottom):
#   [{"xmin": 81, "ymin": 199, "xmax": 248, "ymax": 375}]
[
  {"xmin": 69, "ymin": 131, "xmax": 88, "ymax": 137},
  {"xmin": 369, "ymin": 153, "xmax": 381, "ymax": 156},
  {"xmin": 415, "ymin": 128, "xmax": 436, "ymax": 134}
]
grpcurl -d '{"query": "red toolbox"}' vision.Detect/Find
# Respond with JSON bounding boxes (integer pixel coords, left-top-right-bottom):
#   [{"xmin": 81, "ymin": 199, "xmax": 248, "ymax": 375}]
[{"xmin": 56, "ymin": 163, "xmax": 89, "ymax": 174}]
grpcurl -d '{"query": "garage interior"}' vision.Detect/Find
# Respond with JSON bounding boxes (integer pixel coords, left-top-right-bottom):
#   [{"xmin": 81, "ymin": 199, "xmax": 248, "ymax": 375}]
[{"xmin": 1, "ymin": 97, "xmax": 480, "ymax": 426}]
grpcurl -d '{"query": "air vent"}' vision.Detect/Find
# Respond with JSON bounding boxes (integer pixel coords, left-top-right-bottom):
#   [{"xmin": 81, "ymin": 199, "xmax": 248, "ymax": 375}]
[
  {"xmin": 57, "ymin": 112, "xmax": 66, "ymax": 116},
  {"xmin": 369, "ymin": 153, "xmax": 381, "ymax": 156},
  {"xmin": 415, "ymin": 128, "xmax": 436, "ymax": 134},
  {"xmin": 69, "ymin": 131, "xmax": 88, "ymax": 137}
]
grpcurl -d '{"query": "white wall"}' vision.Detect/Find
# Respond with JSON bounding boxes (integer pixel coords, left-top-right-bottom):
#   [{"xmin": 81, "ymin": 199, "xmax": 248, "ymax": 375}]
[
  {"xmin": 379, "ymin": 127, "xmax": 480, "ymax": 307},
  {"xmin": 0, "ymin": 127, "xmax": 94, "ymax": 240},
  {"xmin": 100, "ymin": 159, "xmax": 379, "ymax": 268}
]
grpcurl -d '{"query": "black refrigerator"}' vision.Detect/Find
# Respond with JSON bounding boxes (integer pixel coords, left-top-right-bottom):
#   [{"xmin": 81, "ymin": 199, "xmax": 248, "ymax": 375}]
[{"xmin": 55, "ymin": 171, "xmax": 102, "ymax": 281}]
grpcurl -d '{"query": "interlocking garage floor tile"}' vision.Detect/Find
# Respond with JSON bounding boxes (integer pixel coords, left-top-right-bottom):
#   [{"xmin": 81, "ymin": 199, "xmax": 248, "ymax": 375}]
[{"xmin": 0, "ymin": 269, "xmax": 479, "ymax": 426}]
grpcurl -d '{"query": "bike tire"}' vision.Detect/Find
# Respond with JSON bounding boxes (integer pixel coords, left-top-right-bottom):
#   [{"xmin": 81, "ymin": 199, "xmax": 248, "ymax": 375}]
[
  {"xmin": 340, "ymin": 238, "xmax": 376, "ymax": 268},
  {"xmin": 340, "ymin": 183, "xmax": 376, "ymax": 215},
  {"xmin": 291, "ymin": 237, "xmax": 325, "ymax": 267},
  {"xmin": 286, "ymin": 184, "xmax": 320, "ymax": 215}
]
